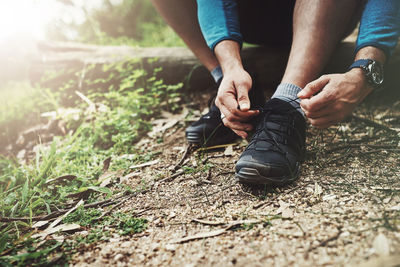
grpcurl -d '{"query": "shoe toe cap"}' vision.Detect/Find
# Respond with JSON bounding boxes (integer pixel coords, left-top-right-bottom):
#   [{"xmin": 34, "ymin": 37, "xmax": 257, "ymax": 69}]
[{"xmin": 235, "ymin": 151, "xmax": 300, "ymax": 183}]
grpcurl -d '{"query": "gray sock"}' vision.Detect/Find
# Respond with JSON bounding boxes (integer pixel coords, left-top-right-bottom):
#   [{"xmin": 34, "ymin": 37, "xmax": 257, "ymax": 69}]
[
  {"xmin": 210, "ymin": 66, "xmax": 223, "ymax": 83},
  {"xmin": 271, "ymin": 83, "xmax": 304, "ymax": 116}
]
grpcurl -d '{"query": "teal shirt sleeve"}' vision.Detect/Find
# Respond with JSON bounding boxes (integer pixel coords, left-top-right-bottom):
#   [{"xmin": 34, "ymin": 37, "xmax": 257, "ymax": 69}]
[
  {"xmin": 196, "ymin": 0, "xmax": 242, "ymax": 51},
  {"xmin": 356, "ymin": 0, "xmax": 400, "ymax": 58}
]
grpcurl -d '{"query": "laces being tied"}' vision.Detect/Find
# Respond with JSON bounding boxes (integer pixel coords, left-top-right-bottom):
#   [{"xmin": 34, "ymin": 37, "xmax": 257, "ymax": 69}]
[{"xmin": 235, "ymin": 98, "xmax": 306, "ymax": 185}]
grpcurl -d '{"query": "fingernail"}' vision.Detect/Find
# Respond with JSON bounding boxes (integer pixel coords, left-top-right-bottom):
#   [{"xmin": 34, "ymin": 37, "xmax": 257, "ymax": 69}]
[{"xmin": 240, "ymin": 103, "xmax": 249, "ymax": 110}]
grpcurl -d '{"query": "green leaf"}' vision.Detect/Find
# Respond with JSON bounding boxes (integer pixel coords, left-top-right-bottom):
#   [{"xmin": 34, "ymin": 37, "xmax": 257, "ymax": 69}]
[
  {"xmin": 0, "ymin": 242, "xmax": 61, "ymax": 264},
  {"xmin": 0, "ymin": 234, "xmax": 8, "ymax": 254},
  {"xmin": 21, "ymin": 178, "xmax": 29, "ymax": 204},
  {"xmin": 87, "ymin": 186, "xmax": 112, "ymax": 196}
]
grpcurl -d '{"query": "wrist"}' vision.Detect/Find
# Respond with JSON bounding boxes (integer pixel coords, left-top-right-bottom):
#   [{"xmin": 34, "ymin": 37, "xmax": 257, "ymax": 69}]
[
  {"xmin": 347, "ymin": 68, "xmax": 374, "ymax": 92},
  {"xmin": 214, "ymin": 40, "xmax": 243, "ymax": 73},
  {"xmin": 355, "ymin": 46, "xmax": 386, "ymax": 65}
]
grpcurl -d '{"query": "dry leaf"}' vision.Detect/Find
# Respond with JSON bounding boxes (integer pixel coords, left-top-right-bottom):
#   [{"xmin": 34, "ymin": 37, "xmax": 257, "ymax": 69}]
[
  {"xmin": 314, "ymin": 182, "xmax": 323, "ymax": 196},
  {"xmin": 224, "ymin": 145, "xmax": 234, "ymax": 156},
  {"xmin": 120, "ymin": 171, "xmax": 141, "ymax": 183},
  {"xmin": 148, "ymin": 119, "xmax": 179, "ymax": 138},
  {"xmin": 76, "ymin": 91, "xmax": 96, "ymax": 113},
  {"xmin": 373, "ymin": 233, "xmax": 390, "ymax": 256},
  {"xmin": 276, "ymin": 201, "xmax": 290, "ymax": 214},
  {"xmin": 322, "ymin": 194, "xmax": 337, "ymax": 201},
  {"xmin": 45, "ymin": 175, "xmax": 76, "ymax": 185},
  {"xmin": 51, "ymin": 200, "xmax": 84, "ymax": 229},
  {"xmin": 281, "ymin": 208, "xmax": 294, "ymax": 219},
  {"xmin": 32, "ymin": 223, "xmax": 81, "ymax": 239},
  {"xmin": 102, "ymin": 157, "xmax": 111, "ymax": 172},
  {"xmin": 51, "ymin": 235, "xmax": 66, "ymax": 243},
  {"xmin": 192, "ymin": 218, "xmax": 226, "ymax": 226},
  {"xmin": 98, "ymin": 171, "xmax": 122, "ymax": 187},
  {"xmin": 32, "ymin": 220, "xmax": 49, "ymax": 229},
  {"xmin": 130, "ymin": 159, "xmax": 159, "ymax": 169},
  {"xmin": 32, "ymin": 200, "xmax": 84, "ymax": 240},
  {"xmin": 148, "ymin": 109, "xmax": 188, "ymax": 138}
]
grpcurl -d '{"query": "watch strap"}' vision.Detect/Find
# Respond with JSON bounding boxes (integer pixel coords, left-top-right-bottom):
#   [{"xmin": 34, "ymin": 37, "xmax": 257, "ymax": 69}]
[{"xmin": 348, "ymin": 59, "xmax": 371, "ymax": 71}]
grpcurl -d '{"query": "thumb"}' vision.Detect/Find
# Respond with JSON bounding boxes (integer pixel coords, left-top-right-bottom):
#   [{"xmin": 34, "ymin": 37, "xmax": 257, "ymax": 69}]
[
  {"xmin": 237, "ymin": 84, "xmax": 251, "ymax": 111},
  {"xmin": 298, "ymin": 75, "xmax": 330, "ymax": 99}
]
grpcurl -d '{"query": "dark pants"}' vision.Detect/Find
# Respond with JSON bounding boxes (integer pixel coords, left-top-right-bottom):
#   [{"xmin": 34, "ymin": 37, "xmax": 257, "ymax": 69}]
[
  {"xmin": 236, "ymin": 0, "xmax": 364, "ymax": 46},
  {"xmin": 237, "ymin": 0, "xmax": 296, "ymax": 46}
]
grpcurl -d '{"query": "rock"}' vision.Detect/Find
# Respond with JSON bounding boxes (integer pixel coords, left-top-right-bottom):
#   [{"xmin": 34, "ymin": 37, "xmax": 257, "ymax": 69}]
[
  {"xmin": 373, "ymin": 233, "xmax": 390, "ymax": 256},
  {"xmin": 31, "ymin": 41, "xmax": 400, "ymax": 103},
  {"xmin": 114, "ymin": 253, "xmax": 124, "ymax": 261}
]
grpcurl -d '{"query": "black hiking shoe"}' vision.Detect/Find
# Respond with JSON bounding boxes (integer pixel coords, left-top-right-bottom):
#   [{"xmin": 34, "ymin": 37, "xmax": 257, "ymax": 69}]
[
  {"xmin": 235, "ymin": 98, "xmax": 306, "ymax": 185},
  {"xmin": 186, "ymin": 79, "xmax": 264, "ymax": 146}
]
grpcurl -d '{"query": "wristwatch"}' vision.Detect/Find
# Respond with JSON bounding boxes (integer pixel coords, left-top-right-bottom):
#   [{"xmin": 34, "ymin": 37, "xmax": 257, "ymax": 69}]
[{"xmin": 348, "ymin": 59, "xmax": 384, "ymax": 88}]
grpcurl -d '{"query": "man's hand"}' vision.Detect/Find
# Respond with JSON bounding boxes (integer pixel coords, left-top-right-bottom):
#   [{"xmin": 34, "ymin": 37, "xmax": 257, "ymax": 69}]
[
  {"xmin": 215, "ymin": 67, "xmax": 259, "ymax": 138},
  {"xmin": 214, "ymin": 40, "xmax": 259, "ymax": 138},
  {"xmin": 298, "ymin": 68, "xmax": 373, "ymax": 128},
  {"xmin": 298, "ymin": 46, "xmax": 385, "ymax": 128}
]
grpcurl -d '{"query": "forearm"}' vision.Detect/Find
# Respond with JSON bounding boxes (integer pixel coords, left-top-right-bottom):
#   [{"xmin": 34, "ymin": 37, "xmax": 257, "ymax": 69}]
[
  {"xmin": 354, "ymin": 46, "xmax": 386, "ymax": 64},
  {"xmin": 214, "ymin": 40, "xmax": 243, "ymax": 73}
]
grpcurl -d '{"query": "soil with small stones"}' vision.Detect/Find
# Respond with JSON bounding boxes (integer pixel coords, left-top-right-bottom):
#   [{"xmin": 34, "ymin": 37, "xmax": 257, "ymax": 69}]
[{"xmin": 71, "ymin": 93, "xmax": 400, "ymax": 267}]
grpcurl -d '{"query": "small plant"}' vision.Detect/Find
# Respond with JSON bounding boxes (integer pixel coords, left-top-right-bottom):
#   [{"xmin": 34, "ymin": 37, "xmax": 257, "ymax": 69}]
[{"xmin": 0, "ymin": 61, "xmax": 181, "ymax": 265}]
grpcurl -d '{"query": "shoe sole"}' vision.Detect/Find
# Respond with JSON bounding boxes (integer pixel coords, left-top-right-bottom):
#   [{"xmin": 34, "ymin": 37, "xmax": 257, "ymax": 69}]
[
  {"xmin": 235, "ymin": 163, "xmax": 301, "ymax": 185},
  {"xmin": 186, "ymin": 132, "xmax": 203, "ymax": 144}
]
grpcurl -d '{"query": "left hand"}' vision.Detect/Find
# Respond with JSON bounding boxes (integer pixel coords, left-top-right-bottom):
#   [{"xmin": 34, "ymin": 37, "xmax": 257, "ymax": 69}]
[{"xmin": 297, "ymin": 68, "xmax": 373, "ymax": 128}]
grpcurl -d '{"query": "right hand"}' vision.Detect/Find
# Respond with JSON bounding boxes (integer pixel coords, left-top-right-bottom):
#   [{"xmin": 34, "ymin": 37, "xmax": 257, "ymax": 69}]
[{"xmin": 215, "ymin": 67, "xmax": 259, "ymax": 139}]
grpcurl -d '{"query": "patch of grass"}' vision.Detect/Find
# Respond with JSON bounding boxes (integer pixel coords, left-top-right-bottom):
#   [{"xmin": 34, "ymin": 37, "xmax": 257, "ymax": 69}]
[
  {"xmin": 114, "ymin": 213, "xmax": 147, "ymax": 235},
  {"xmin": 0, "ymin": 82, "xmax": 55, "ymax": 149},
  {"xmin": 0, "ymin": 60, "xmax": 182, "ymax": 265}
]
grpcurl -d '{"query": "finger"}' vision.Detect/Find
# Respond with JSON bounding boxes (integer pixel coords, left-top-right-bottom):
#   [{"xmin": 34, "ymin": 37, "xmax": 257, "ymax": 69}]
[
  {"xmin": 219, "ymin": 104, "xmax": 244, "ymax": 122},
  {"xmin": 300, "ymin": 85, "xmax": 336, "ymax": 113},
  {"xmin": 304, "ymin": 103, "xmax": 337, "ymax": 119},
  {"xmin": 232, "ymin": 129, "xmax": 248, "ymax": 139},
  {"xmin": 219, "ymin": 99, "xmax": 259, "ymax": 122},
  {"xmin": 236, "ymin": 83, "xmax": 251, "ymax": 111},
  {"xmin": 298, "ymin": 75, "xmax": 330, "ymax": 99},
  {"xmin": 308, "ymin": 114, "xmax": 339, "ymax": 129}
]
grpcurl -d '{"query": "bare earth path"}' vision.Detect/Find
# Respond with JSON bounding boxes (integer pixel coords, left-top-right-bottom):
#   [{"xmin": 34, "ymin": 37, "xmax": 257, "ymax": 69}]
[{"xmin": 72, "ymin": 94, "xmax": 400, "ymax": 267}]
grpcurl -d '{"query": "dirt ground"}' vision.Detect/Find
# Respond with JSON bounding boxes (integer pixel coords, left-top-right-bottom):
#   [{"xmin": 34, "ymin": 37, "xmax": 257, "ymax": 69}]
[{"xmin": 71, "ymin": 93, "xmax": 400, "ymax": 267}]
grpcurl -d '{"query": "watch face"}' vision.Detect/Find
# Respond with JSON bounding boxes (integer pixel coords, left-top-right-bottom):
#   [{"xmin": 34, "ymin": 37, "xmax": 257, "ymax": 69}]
[{"xmin": 368, "ymin": 61, "xmax": 384, "ymax": 86}]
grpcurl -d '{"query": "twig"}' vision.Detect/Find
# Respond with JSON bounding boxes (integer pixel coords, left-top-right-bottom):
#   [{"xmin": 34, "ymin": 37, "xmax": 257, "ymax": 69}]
[
  {"xmin": 132, "ymin": 207, "xmax": 154, "ymax": 217},
  {"xmin": 324, "ymin": 144, "xmax": 399, "ymax": 154},
  {"xmin": 173, "ymin": 144, "xmax": 193, "ymax": 171},
  {"xmin": 192, "ymin": 218, "xmax": 226, "ymax": 226},
  {"xmin": 351, "ymin": 115, "xmax": 398, "ymax": 134},
  {"xmin": 361, "ymin": 148, "xmax": 400, "ymax": 154},
  {"xmin": 253, "ymin": 185, "xmax": 299, "ymax": 209},
  {"xmin": 306, "ymin": 227, "xmax": 343, "ymax": 255},
  {"xmin": 192, "ymin": 184, "xmax": 236, "ymax": 200},
  {"xmin": 158, "ymin": 169, "xmax": 185, "ymax": 183},
  {"xmin": 170, "ymin": 219, "xmax": 261, "ymax": 244},
  {"xmin": 92, "ymin": 197, "xmax": 129, "ymax": 222}
]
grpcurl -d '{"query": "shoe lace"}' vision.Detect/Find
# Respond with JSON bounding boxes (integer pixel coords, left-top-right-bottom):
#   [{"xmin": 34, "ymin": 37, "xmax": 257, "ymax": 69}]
[{"xmin": 249, "ymin": 97, "xmax": 305, "ymax": 173}]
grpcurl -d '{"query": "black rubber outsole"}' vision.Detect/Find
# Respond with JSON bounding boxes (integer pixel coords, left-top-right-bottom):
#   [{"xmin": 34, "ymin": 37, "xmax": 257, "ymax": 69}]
[{"xmin": 235, "ymin": 164, "xmax": 300, "ymax": 185}]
